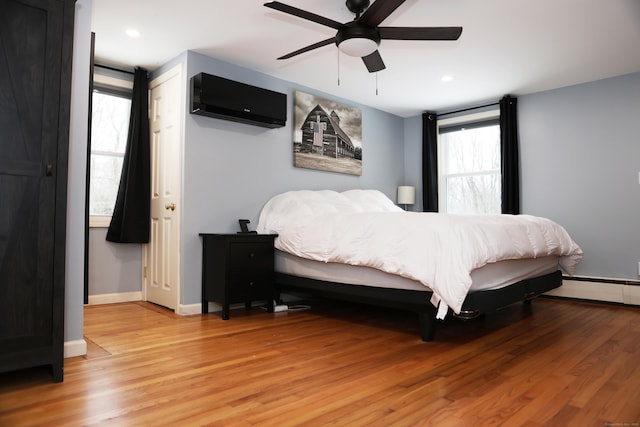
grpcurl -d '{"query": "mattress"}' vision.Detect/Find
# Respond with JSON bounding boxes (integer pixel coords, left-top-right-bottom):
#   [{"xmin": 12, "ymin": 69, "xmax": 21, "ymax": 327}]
[{"xmin": 275, "ymin": 250, "xmax": 560, "ymax": 293}]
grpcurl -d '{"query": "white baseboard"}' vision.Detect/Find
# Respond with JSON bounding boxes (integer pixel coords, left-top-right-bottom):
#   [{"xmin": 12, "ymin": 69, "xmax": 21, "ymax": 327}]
[
  {"xmin": 64, "ymin": 339, "xmax": 87, "ymax": 358},
  {"xmin": 546, "ymin": 278, "xmax": 640, "ymax": 305},
  {"xmin": 178, "ymin": 302, "xmax": 214, "ymax": 315},
  {"xmin": 88, "ymin": 291, "xmax": 142, "ymax": 305},
  {"xmin": 86, "ymin": 294, "xmax": 225, "ymax": 315}
]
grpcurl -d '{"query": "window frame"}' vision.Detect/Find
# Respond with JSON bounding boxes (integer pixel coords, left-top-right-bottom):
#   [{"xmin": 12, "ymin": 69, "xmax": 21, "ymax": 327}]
[
  {"xmin": 437, "ymin": 109, "xmax": 501, "ymax": 214},
  {"xmin": 88, "ymin": 72, "xmax": 133, "ymax": 228}
]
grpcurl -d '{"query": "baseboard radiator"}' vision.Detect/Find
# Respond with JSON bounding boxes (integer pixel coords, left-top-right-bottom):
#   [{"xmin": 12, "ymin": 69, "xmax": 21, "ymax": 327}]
[{"xmin": 546, "ymin": 276, "xmax": 640, "ymax": 306}]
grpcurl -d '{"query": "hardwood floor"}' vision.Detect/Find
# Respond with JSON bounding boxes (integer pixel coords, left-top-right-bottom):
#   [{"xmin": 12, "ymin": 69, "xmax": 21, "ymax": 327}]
[{"xmin": 1, "ymin": 297, "xmax": 639, "ymax": 426}]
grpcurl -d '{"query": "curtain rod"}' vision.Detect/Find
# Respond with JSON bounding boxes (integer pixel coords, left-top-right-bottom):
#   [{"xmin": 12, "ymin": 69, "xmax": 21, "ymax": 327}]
[
  {"xmin": 436, "ymin": 101, "xmax": 499, "ymax": 118},
  {"xmin": 94, "ymin": 63, "xmax": 135, "ymax": 75}
]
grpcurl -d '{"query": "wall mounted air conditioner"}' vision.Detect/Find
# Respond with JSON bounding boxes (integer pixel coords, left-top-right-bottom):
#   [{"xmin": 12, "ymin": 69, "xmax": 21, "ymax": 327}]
[{"xmin": 190, "ymin": 72, "xmax": 287, "ymax": 128}]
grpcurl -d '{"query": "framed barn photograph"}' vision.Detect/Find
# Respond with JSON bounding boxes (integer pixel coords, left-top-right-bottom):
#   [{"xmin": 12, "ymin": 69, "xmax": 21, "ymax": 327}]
[{"xmin": 293, "ymin": 91, "xmax": 362, "ymax": 176}]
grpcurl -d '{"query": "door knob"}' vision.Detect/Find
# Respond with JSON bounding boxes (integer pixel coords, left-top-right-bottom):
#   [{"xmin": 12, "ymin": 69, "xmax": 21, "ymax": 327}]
[{"xmin": 165, "ymin": 203, "xmax": 176, "ymax": 211}]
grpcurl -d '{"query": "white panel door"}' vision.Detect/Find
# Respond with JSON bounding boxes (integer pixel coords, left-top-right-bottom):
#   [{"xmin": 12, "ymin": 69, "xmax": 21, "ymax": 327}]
[{"xmin": 144, "ymin": 64, "xmax": 182, "ymax": 310}]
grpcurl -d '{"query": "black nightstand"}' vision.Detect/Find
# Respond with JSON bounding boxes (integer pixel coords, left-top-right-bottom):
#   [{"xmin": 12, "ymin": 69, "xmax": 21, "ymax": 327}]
[{"xmin": 200, "ymin": 233, "xmax": 278, "ymax": 319}]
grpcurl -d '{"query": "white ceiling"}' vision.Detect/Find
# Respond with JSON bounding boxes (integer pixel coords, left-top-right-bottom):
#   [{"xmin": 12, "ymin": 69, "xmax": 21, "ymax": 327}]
[{"xmin": 91, "ymin": 0, "xmax": 640, "ymax": 117}]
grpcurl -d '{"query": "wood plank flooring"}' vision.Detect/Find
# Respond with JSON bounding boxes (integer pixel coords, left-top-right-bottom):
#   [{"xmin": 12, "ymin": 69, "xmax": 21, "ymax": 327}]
[{"xmin": 1, "ymin": 297, "xmax": 639, "ymax": 426}]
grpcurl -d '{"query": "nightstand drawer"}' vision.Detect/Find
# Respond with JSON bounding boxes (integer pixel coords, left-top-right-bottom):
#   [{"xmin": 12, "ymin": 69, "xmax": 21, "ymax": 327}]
[
  {"xmin": 227, "ymin": 242, "xmax": 273, "ymax": 270},
  {"xmin": 227, "ymin": 272, "xmax": 274, "ymax": 300}
]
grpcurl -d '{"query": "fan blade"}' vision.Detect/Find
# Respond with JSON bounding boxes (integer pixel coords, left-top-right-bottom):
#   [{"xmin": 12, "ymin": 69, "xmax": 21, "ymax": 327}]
[
  {"xmin": 277, "ymin": 37, "xmax": 336, "ymax": 59},
  {"xmin": 362, "ymin": 50, "xmax": 386, "ymax": 73},
  {"xmin": 379, "ymin": 27, "xmax": 462, "ymax": 40},
  {"xmin": 264, "ymin": 1, "xmax": 343, "ymax": 30},
  {"xmin": 358, "ymin": 0, "xmax": 406, "ymax": 27}
]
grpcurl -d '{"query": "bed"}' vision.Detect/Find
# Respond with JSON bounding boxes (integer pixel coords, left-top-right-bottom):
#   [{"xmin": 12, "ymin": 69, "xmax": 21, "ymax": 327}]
[{"xmin": 257, "ymin": 189, "xmax": 583, "ymax": 341}]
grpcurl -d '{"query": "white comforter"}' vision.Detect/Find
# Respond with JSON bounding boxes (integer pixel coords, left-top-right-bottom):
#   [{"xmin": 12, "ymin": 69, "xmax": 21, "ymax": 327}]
[{"xmin": 257, "ymin": 189, "xmax": 583, "ymax": 319}]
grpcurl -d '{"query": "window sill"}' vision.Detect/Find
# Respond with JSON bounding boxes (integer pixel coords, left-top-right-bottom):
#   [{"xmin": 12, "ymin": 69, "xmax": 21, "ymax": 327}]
[{"xmin": 90, "ymin": 216, "xmax": 111, "ymax": 228}]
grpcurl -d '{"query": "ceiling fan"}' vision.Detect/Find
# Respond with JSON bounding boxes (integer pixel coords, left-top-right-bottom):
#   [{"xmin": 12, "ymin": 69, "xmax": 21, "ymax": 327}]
[{"xmin": 264, "ymin": 0, "xmax": 462, "ymax": 73}]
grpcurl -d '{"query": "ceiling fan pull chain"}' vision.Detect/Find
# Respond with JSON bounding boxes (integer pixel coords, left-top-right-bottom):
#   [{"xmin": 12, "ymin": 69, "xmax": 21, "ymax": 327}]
[
  {"xmin": 337, "ymin": 51, "xmax": 341, "ymax": 86},
  {"xmin": 375, "ymin": 72, "xmax": 378, "ymax": 95}
]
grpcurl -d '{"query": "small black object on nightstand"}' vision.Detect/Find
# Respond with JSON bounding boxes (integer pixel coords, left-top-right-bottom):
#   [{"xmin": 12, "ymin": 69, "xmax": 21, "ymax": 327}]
[
  {"xmin": 238, "ymin": 219, "xmax": 256, "ymax": 234},
  {"xmin": 200, "ymin": 233, "xmax": 278, "ymax": 319}
]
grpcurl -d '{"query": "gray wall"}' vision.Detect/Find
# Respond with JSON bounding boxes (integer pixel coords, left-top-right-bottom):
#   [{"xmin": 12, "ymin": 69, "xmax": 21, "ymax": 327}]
[
  {"xmin": 180, "ymin": 51, "xmax": 406, "ymax": 305},
  {"xmin": 88, "ymin": 228, "xmax": 142, "ymax": 295},
  {"xmin": 404, "ymin": 72, "xmax": 640, "ymax": 281},
  {"xmin": 519, "ymin": 73, "xmax": 640, "ymax": 280},
  {"xmin": 66, "ymin": 0, "xmax": 92, "ymax": 343},
  {"xmin": 402, "ymin": 115, "xmax": 423, "ymax": 211}
]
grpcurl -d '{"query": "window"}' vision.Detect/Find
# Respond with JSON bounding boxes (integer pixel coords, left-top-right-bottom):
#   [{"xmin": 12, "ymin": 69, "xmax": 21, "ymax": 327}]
[
  {"xmin": 438, "ymin": 111, "xmax": 501, "ymax": 214},
  {"xmin": 89, "ymin": 71, "xmax": 132, "ymax": 227}
]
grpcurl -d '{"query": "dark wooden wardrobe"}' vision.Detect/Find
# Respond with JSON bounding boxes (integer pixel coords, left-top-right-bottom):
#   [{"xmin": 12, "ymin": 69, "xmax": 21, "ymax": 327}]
[{"xmin": 0, "ymin": 0, "xmax": 76, "ymax": 382}]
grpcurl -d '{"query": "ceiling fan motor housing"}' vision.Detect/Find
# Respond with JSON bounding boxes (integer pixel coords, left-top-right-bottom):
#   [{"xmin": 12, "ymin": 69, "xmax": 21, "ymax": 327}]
[{"xmin": 346, "ymin": 0, "xmax": 371, "ymax": 15}]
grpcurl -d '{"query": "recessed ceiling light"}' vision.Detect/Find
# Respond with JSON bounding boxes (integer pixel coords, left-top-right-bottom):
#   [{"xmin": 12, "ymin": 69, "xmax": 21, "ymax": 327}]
[
  {"xmin": 125, "ymin": 29, "xmax": 140, "ymax": 38},
  {"xmin": 441, "ymin": 75, "xmax": 454, "ymax": 83}
]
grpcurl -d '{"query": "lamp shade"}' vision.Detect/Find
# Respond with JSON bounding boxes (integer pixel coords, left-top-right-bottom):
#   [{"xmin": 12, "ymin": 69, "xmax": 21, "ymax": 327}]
[{"xmin": 397, "ymin": 186, "xmax": 415, "ymax": 205}]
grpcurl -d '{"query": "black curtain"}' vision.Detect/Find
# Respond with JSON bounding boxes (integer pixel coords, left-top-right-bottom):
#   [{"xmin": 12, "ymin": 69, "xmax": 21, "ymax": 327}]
[
  {"xmin": 106, "ymin": 67, "xmax": 150, "ymax": 243},
  {"xmin": 421, "ymin": 112, "xmax": 438, "ymax": 212},
  {"xmin": 499, "ymin": 95, "xmax": 520, "ymax": 215}
]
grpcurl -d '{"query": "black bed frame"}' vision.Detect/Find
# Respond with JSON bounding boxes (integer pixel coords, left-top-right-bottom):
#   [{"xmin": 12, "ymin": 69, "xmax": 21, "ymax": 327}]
[{"xmin": 274, "ymin": 270, "xmax": 562, "ymax": 341}]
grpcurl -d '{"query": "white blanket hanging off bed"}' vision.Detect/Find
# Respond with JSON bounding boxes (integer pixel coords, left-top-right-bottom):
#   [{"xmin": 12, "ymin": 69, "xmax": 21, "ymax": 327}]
[{"xmin": 257, "ymin": 189, "xmax": 583, "ymax": 319}]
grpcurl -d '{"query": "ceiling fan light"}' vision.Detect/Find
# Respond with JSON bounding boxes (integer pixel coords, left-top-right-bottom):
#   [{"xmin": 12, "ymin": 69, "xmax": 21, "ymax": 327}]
[{"xmin": 338, "ymin": 37, "xmax": 378, "ymax": 57}]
